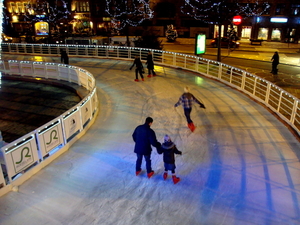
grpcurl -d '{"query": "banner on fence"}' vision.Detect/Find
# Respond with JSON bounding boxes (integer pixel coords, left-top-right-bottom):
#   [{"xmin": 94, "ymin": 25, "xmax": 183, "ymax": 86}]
[
  {"xmin": 20, "ymin": 61, "xmax": 33, "ymax": 75},
  {"xmin": 62, "ymin": 108, "xmax": 82, "ymax": 141},
  {"xmin": 80, "ymin": 97, "xmax": 92, "ymax": 127},
  {"xmin": 37, "ymin": 120, "xmax": 65, "ymax": 157},
  {"xmin": 3, "ymin": 135, "xmax": 39, "ymax": 180},
  {"xmin": 8, "ymin": 60, "xmax": 21, "ymax": 74}
]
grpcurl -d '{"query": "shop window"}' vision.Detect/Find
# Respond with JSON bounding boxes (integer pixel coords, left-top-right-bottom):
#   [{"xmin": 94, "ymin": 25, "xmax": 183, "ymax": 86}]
[
  {"xmin": 258, "ymin": 28, "xmax": 268, "ymax": 40},
  {"xmin": 214, "ymin": 25, "xmax": 224, "ymax": 38},
  {"xmin": 75, "ymin": 1, "xmax": 90, "ymax": 12},
  {"xmin": 286, "ymin": 29, "xmax": 296, "ymax": 42},
  {"xmin": 271, "ymin": 29, "xmax": 281, "ymax": 41},
  {"xmin": 241, "ymin": 26, "xmax": 251, "ymax": 38},
  {"xmin": 35, "ymin": 22, "xmax": 49, "ymax": 36},
  {"xmin": 10, "ymin": 3, "xmax": 16, "ymax": 13}
]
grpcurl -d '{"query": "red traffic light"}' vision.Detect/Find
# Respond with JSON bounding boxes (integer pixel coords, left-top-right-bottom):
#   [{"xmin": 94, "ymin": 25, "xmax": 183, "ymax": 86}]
[{"xmin": 233, "ymin": 15, "xmax": 242, "ymax": 25}]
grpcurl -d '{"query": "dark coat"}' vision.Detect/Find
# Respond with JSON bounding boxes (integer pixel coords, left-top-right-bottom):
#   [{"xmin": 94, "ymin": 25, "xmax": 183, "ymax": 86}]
[
  {"xmin": 158, "ymin": 141, "xmax": 182, "ymax": 164},
  {"xmin": 132, "ymin": 123, "xmax": 160, "ymax": 155},
  {"xmin": 130, "ymin": 57, "xmax": 143, "ymax": 70},
  {"xmin": 61, "ymin": 50, "xmax": 69, "ymax": 64},
  {"xmin": 271, "ymin": 52, "xmax": 279, "ymax": 65},
  {"xmin": 146, "ymin": 54, "xmax": 154, "ymax": 70}
]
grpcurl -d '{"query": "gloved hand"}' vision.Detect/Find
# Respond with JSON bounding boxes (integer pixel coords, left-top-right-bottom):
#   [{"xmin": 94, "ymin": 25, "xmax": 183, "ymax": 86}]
[
  {"xmin": 200, "ymin": 103, "xmax": 206, "ymax": 109},
  {"xmin": 178, "ymin": 151, "xmax": 182, "ymax": 155}
]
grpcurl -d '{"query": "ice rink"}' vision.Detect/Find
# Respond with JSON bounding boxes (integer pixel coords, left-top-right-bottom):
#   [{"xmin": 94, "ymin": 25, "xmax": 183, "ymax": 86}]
[{"xmin": 0, "ymin": 56, "xmax": 300, "ymax": 225}]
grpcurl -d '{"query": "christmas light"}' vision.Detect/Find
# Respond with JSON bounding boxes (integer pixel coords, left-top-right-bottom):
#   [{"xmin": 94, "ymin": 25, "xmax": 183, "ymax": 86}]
[
  {"xmin": 181, "ymin": 0, "xmax": 270, "ymax": 23},
  {"xmin": 24, "ymin": 0, "xmax": 70, "ymax": 23},
  {"xmin": 105, "ymin": 0, "xmax": 153, "ymax": 30}
]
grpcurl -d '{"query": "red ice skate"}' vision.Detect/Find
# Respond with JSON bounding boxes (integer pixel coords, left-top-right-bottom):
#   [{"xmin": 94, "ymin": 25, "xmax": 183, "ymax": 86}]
[
  {"xmin": 163, "ymin": 172, "xmax": 168, "ymax": 180},
  {"xmin": 188, "ymin": 123, "xmax": 196, "ymax": 132},
  {"xmin": 172, "ymin": 175, "xmax": 180, "ymax": 184},
  {"xmin": 147, "ymin": 171, "xmax": 154, "ymax": 178}
]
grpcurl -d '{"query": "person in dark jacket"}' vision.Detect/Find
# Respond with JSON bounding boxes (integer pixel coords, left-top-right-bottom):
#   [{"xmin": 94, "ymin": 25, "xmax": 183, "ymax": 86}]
[
  {"xmin": 158, "ymin": 134, "xmax": 182, "ymax": 184},
  {"xmin": 132, "ymin": 117, "xmax": 161, "ymax": 178},
  {"xmin": 271, "ymin": 51, "xmax": 279, "ymax": 75},
  {"xmin": 174, "ymin": 86, "xmax": 205, "ymax": 132},
  {"xmin": 130, "ymin": 55, "xmax": 144, "ymax": 82},
  {"xmin": 146, "ymin": 51, "xmax": 156, "ymax": 77},
  {"xmin": 60, "ymin": 49, "xmax": 69, "ymax": 64}
]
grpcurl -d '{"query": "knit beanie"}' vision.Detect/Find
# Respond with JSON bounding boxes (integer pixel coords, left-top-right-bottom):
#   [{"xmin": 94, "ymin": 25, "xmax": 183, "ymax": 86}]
[{"xmin": 164, "ymin": 134, "xmax": 171, "ymax": 142}]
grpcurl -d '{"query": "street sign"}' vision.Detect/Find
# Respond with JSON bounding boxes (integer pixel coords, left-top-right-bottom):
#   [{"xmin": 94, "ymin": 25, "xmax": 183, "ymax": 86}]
[{"xmin": 233, "ymin": 15, "xmax": 242, "ymax": 25}]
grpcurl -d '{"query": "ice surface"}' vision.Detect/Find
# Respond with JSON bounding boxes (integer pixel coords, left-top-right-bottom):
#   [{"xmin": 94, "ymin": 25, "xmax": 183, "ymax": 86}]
[{"xmin": 0, "ymin": 56, "xmax": 300, "ymax": 225}]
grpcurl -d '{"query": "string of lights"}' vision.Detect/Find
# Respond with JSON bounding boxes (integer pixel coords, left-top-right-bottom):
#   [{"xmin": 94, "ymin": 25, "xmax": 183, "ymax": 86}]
[
  {"xmin": 181, "ymin": 0, "xmax": 270, "ymax": 24},
  {"xmin": 105, "ymin": 0, "xmax": 153, "ymax": 30},
  {"xmin": 24, "ymin": 0, "xmax": 70, "ymax": 23}
]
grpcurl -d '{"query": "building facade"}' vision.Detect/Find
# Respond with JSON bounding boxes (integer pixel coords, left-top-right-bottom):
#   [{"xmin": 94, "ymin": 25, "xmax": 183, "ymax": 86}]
[{"xmin": 3, "ymin": 0, "xmax": 300, "ymax": 43}]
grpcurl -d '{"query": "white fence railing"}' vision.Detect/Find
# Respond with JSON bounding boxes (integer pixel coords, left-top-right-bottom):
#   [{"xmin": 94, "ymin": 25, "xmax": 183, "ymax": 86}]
[
  {"xmin": 1, "ymin": 42, "xmax": 300, "ymax": 195},
  {"xmin": 0, "ymin": 58, "xmax": 99, "ymax": 197}
]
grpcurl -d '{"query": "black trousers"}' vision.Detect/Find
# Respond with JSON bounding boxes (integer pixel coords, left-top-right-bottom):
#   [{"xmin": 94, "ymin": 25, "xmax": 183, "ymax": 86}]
[{"xmin": 184, "ymin": 108, "xmax": 193, "ymax": 124}]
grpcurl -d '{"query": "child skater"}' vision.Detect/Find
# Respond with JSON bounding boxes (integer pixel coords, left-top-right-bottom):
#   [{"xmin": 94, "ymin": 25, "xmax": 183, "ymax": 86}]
[{"xmin": 159, "ymin": 134, "xmax": 182, "ymax": 184}]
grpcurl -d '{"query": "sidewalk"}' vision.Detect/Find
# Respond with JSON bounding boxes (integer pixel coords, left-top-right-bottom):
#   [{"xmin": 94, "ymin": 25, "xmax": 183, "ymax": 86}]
[{"xmin": 161, "ymin": 38, "xmax": 300, "ymax": 66}]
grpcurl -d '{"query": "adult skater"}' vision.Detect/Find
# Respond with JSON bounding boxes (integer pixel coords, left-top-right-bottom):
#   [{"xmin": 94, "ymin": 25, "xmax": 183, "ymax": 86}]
[
  {"xmin": 60, "ymin": 49, "xmax": 69, "ymax": 64},
  {"xmin": 271, "ymin": 51, "xmax": 279, "ymax": 75},
  {"xmin": 132, "ymin": 117, "xmax": 161, "ymax": 178},
  {"xmin": 130, "ymin": 55, "xmax": 144, "ymax": 82},
  {"xmin": 174, "ymin": 86, "xmax": 206, "ymax": 132},
  {"xmin": 146, "ymin": 51, "xmax": 156, "ymax": 77}
]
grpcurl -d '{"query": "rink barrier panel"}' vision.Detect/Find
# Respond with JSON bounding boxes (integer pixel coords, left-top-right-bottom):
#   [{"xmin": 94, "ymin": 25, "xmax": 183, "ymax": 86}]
[{"xmin": 0, "ymin": 59, "xmax": 99, "ymax": 197}]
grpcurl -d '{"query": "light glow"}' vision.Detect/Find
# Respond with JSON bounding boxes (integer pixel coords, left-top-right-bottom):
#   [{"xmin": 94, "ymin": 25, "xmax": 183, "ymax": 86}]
[{"xmin": 270, "ymin": 17, "xmax": 288, "ymax": 23}]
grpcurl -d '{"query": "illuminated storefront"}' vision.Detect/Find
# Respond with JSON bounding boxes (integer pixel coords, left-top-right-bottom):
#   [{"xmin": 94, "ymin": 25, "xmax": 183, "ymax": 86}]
[{"xmin": 35, "ymin": 22, "xmax": 49, "ymax": 36}]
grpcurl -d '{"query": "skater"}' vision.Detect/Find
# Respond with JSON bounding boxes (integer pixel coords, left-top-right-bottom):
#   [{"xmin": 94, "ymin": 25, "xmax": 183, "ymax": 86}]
[
  {"xmin": 174, "ymin": 86, "xmax": 206, "ymax": 132},
  {"xmin": 158, "ymin": 134, "xmax": 182, "ymax": 184},
  {"xmin": 132, "ymin": 117, "xmax": 161, "ymax": 178},
  {"xmin": 60, "ymin": 49, "xmax": 69, "ymax": 64},
  {"xmin": 271, "ymin": 51, "xmax": 279, "ymax": 75},
  {"xmin": 146, "ymin": 51, "xmax": 156, "ymax": 77},
  {"xmin": 130, "ymin": 55, "xmax": 144, "ymax": 81}
]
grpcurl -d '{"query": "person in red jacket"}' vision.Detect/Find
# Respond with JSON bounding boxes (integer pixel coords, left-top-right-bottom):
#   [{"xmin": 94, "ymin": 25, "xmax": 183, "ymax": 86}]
[
  {"xmin": 158, "ymin": 134, "xmax": 182, "ymax": 184},
  {"xmin": 132, "ymin": 117, "xmax": 161, "ymax": 178}
]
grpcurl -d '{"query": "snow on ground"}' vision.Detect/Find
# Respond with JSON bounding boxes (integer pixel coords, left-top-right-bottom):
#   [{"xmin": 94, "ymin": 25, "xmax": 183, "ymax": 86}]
[{"xmin": 0, "ymin": 56, "xmax": 300, "ymax": 225}]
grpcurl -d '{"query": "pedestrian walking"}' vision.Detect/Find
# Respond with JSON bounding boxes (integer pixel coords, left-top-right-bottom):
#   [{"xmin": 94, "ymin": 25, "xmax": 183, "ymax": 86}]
[
  {"xmin": 174, "ymin": 86, "xmax": 206, "ymax": 132},
  {"xmin": 271, "ymin": 51, "xmax": 279, "ymax": 75},
  {"xmin": 146, "ymin": 51, "xmax": 156, "ymax": 77},
  {"xmin": 130, "ymin": 55, "xmax": 144, "ymax": 82},
  {"xmin": 60, "ymin": 49, "xmax": 69, "ymax": 64},
  {"xmin": 158, "ymin": 134, "xmax": 182, "ymax": 184},
  {"xmin": 132, "ymin": 117, "xmax": 161, "ymax": 178}
]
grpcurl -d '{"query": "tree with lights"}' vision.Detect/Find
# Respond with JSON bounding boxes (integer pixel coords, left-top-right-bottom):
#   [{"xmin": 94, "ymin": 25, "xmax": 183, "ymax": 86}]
[
  {"xmin": 105, "ymin": 0, "xmax": 154, "ymax": 46},
  {"xmin": 181, "ymin": 0, "xmax": 270, "ymax": 62},
  {"xmin": 24, "ymin": 0, "xmax": 71, "ymax": 43}
]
